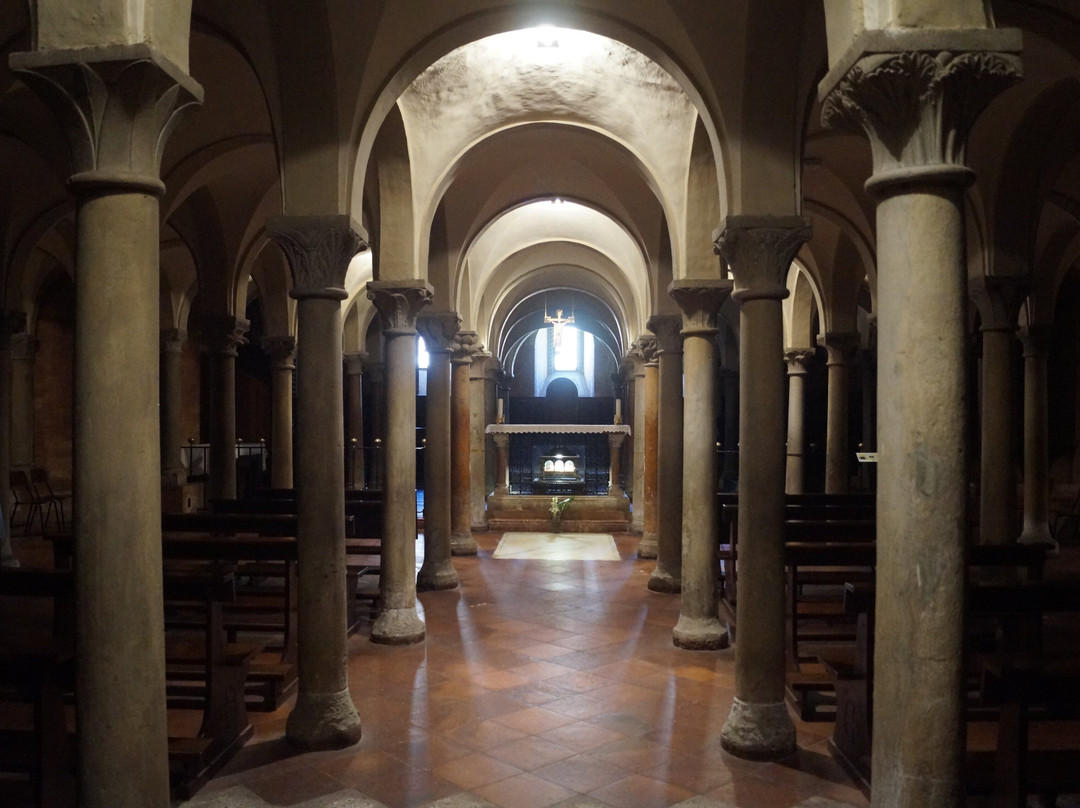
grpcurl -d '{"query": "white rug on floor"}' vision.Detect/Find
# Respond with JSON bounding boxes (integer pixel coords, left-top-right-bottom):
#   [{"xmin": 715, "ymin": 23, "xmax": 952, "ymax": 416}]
[{"xmin": 493, "ymin": 532, "xmax": 620, "ymax": 561}]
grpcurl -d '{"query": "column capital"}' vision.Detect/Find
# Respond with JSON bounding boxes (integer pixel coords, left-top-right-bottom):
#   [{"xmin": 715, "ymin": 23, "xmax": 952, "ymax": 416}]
[
  {"xmin": 268, "ymin": 215, "xmax": 367, "ymax": 301},
  {"xmin": 343, "ymin": 351, "xmax": 367, "ymax": 376},
  {"xmin": 451, "ymin": 331, "xmax": 481, "ymax": 365},
  {"xmin": 10, "ymin": 332, "xmax": 38, "ymax": 361},
  {"xmin": 160, "ymin": 328, "xmax": 187, "ymax": 354},
  {"xmin": 10, "ymin": 45, "xmax": 203, "ymax": 194},
  {"xmin": 637, "ymin": 335, "xmax": 659, "ymax": 366},
  {"xmin": 1018, "ymin": 324, "xmax": 1053, "ymax": 357},
  {"xmin": 193, "ymin": 314, "xmax": 249, "ymax": 357},
  {"xmin": 784, "ymin": 349, "xmax": 815, "ymax": 375},
  {"xmin": 714, "ymin": 216, "xmax": 811, "ymax": 302},
  {"xmin": 817, "ymin": 331, "xmax": 860, "ymax": 365},
  {"xmin": 669, "ymin": 278, "xmax": 734, "ymax": 334},
  {"xmin": 417, "ymin": 312, "xmax": 462, "ymax": 354},
  {"xmin": 819, "ymin": 31, "xmax": 1021, "ymax": 195},
  {"xmin": 367, "ymin": 280, "xmax": 433, "ymax": 335},
  {"xmin": 970, "ymin": 275, "xmax": 1030, "ymax": 333},
  {"xmin": 474, "ymin": 351, "xmax": 499, "ymax": 381},
  {"xmin": 261, "ymin": 335, "xmax": 296, "ymax": 369},
  {"xmin": 646, "ymin": 314, "xmax": 683, "ymax": 354}
]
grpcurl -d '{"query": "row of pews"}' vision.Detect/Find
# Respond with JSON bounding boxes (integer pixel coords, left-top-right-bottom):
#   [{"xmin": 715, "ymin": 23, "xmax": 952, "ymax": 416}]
[
  {"xmin": 0, "ymin": 489, "xmax": 387, "ymax": 806},
  {"xmin": 716, "ymin": 491, "xmax": 1080, "ymax": 806}
]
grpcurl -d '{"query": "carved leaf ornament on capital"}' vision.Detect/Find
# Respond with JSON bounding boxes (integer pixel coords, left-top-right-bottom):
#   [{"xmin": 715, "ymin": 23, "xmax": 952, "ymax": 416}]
[
  {"xmin": 451, "ymin": 331, "xmax": 480, "ymax": 363},
  {"xmin": 715, "ymin": 224, "xmax": 810, "ymax": 303},
  {"xmin": 647, "ymin": 315, "xmax": 683, "ymax": 354},
  {"xmin": 638, "ymin": 336, "xmax": 659, "ymax": 366},
  {"xmin": 821, "ymin": 50, "xmax": 1021, "ymax": 175},
  {"xmin": 417, "ymin": 314, "xmax": 462, "ymax": 354},
  {"xmin": 271, "ymin": 222, "xmax": 366, "ymax": 299},
  {"xmin": 368, "ymin": 286, "xmax": 434, "ymax": 333}
]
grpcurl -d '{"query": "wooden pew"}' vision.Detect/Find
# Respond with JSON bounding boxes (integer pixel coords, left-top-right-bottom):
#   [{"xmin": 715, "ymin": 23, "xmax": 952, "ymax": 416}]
[
  {"xmin": 0, "ymin": 565, "xmax": 258, "ymax": 803},
  {"xmin": 208, "ymin": 497, "xmax": 382, "ymax": 539}
]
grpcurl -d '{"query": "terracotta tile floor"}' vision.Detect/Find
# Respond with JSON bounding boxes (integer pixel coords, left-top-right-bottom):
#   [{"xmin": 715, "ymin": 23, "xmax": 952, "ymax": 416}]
[{"xmin": 181, "ymin": 532, "xmax": 869, "ymax": 808}]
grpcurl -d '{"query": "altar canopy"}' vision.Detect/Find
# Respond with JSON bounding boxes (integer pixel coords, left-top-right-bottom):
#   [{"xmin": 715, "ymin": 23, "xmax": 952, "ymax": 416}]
[{"xmin": 485, "ymin": 423, "xmax": 631, "ymax": 496}]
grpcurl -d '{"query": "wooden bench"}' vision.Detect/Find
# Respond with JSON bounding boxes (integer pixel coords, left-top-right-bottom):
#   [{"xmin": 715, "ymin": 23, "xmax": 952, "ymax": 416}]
[
  {"xmin": 208, "ymin": 498, "xmax": 382, "ymax": 539},
  {"xmin": 0, "ymin": 565, "xmax": 258, "ymax": 803}
]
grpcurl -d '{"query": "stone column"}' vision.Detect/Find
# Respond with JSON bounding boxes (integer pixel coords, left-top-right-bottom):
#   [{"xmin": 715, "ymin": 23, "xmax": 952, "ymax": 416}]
[
  {"xmin": 670, "ymin": 279, "xmax": 734, "ymax": 650},
  {"xmin": 367, "ymin": 280, "xmax": 432, "ymax": 644},
  {"xmin": 859, "ymin": 319, "xmax": 878, "ymax": 490},
  {"xmin": 970, "ymin": 277, "xmax": 1027, "ymax": 546},
  {"xmin": 784, "ymin": 349, "xmax": 813, "ymax": 494},
  {"xmin": 721, "ymin": 368, "xmax": 740, "ymax": 484},
  {"xmin": 821, "ymin": 34, "xmax": 1020, "ymax": 804},
  {"xmin": 159, "ymin": 329, "xmax": 187, "ymax": 486},
  {"xmin": 11, "ymin": 46, "xmax": 202, "ymax": 807},
  {"xmin": 820, "ymin": 331, "xmax": 859, "ymax": 495},
  {"xmin": 470, "ymin": 350, "xmax": 495, "ymax": 533},
  {"xmin": 1018, "ymin": 325, "xmax": 1055, "ymax": 548},
  {"xmin": 0, "ymin": 313, "xmax": 24, "ymax": 567},
  {"xmin": 417, "ymin": 313, "xmax": 460, "ymax": 590},
  {"xmin": 638, "ymin": 337, "xmax": 659, "ymax": 558},
  {"xmin": 343, "ymin": 352, "xmax": 365, "ymax": 489},
  {"xmin": 268, "ymin": 216, "xmax": 364, "ymax": 748},
  {"xmin": 607, "ymin": 433, "xmax": 625, "ymax": 496},
  {"xmin": 197, "ymin": 315, "xmax": 248, "ymax": 502},
  {"xmin": 262, "ymin": 336, "xmax": 296, "ymax": 490},
  {"xmin": 452, "ymin": 332, "xmax": 480, "ymax": 555},
  {"xmin": 9, "ymin": 333, "xmax": 36, "ymax": 469},
  {"xmin": 367, "ymin": 361, "xmax": 386, "ymax": 489},
  {"xmin": 628, "ymin": 344, "xmax": 647, "ymax": 532},
  {"xmin": 717, "ymin": 216, "xmax": 810, "ymax": 758},
  {"xmin": 647, "ymin": 315, "xmax": 683, "ymax": 593},
  {"xmin": 493, "ymin": 432, "xmax": 510, "ymax": 495}
]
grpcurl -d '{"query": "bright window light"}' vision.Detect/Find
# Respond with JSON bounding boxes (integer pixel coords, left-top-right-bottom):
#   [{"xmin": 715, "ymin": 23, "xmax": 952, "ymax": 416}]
[{"xmin": 417, "ymin": 336, "xmax": 429, "ymax": 369}]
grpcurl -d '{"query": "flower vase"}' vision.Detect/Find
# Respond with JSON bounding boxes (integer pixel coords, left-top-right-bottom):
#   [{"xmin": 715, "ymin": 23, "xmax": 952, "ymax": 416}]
[{"xmin": 551, "ymin": 515, "xmax": 561, "ymax": 534}]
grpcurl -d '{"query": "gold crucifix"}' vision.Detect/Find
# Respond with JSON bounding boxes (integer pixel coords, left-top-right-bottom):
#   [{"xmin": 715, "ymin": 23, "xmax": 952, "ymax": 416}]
[{"xmin": 544, "ymin": 308, "xmax": 575, "ymax": 348}]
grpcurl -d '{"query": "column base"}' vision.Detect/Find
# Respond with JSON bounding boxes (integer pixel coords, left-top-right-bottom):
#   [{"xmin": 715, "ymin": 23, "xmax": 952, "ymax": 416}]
[
  {"xmin": 672, "ymin": 614, "xmax": 729, "ymax": 650},
  {"xmin": 371, "ymin": 606, "xmax": 426, "ymax": 645},
  {"xmin": 416, "ymin": 559, "xmax": 459, "ymax": 591},
  {"xmin": 720, "ymin": 697, "xmax": 796, "ymax": 760},
  {"xmin": 1019, "ymin": 524, "xmax": 1058, "ymax": 554},
  {"xmin": 285, "ymin": 689, "xmax": 362, "ymax": 751},
  {"xmin": 647, "ymin": 567, "xmax": 680, "ymax": 594},
  {"xmin": 451, "ymin": 531, "xmax": 478, "ymax": 556},
  {"xmin": 637, "ymin": 533, "xmax": 658, "ymax": 559}
]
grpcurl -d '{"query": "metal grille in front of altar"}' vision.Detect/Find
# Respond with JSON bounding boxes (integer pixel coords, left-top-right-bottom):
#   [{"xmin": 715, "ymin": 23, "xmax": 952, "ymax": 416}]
[{"xmin": 507, "ymin": 432, "xmax": 612, "ymax": 496}]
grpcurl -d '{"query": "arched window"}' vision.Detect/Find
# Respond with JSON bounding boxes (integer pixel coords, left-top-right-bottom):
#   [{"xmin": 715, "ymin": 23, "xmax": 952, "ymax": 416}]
[{"xmin": 417, "ymin": 336, "xmax": 429, "ymax": 395}]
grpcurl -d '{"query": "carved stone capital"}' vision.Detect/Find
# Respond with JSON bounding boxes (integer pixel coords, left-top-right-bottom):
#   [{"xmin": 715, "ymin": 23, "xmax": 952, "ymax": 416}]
[
  {"xmin": 10, "ymin": 45, "xmax": 203, "ymax": 193},
  {"xmin": 417, "ymin": 312, "xmax": 462, "ymax": 354},
  {"xmin": 343, "ymin": 351, "xmax": 366, "ymax": 376},
  {"xmin": 817, "ymin": 331, "xmax": 860, "ymax": 365},
  {"xmin": 193, "ymin": 315, "xmax": 249, "ymax": 357},
  {"xmin": 268, "ymin": 216, "xmax": 367, "ymax": 300},
  {"xmin": 451, "ymin": 331, "xmax": 481, "ymax": 364},
  {"xmin": 1018, "ymin": 324, "xmax": 1052, "ymax": 358},
  {"xmin": 647, "ymin": 314, "xmax": 683, "ymax": 354},
  {"xmin": 160, "ymin": 328, "xmax": 187, "ymax": 355},
  {"xmin": 638, "ymin": 335, "xmax": 659, "ymax": 366},
  {"xmin": 367, "ymin": 280, "xmax": 434, "ymax": 334},
  {"xmin": 624, "ymin": 342, "xmax": 647, "ymax": 376},
  {"xmin": 261, "ymin": 335, "xmax": 296, "ymax": 369},
  {"xmin": 784, "ymin": 349, "xmax": 815, "ymax": 375},
  {"xmin": 970, "ymin": 276, "xmax": 1030, "ymax": 333},
  {"xmin": 714, "ymin": 216, "xmax": 810, "ymax": 303},
  {"xmin": 669, "ymin": 278, "xmax": 734, "ymax": 334},
  {"xmin": 10, "ymin": 333, "xmax": 38, "ymax": 361},
  {"xmin": 820, "ymin": 41, "xmax": 1021, "ymax": 193}
]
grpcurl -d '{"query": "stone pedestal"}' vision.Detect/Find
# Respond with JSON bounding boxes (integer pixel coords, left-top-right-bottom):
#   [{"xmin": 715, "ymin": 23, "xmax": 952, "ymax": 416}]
[
  {"xmin": 417, "ymin": 313, "xmax": 460, "ymax": 590},
  {"xmin": 717, "ymin": 216, "xmax": 810, "ymax": 758},
  {"xmin": 11, "ymin": 45, "xmax": 203, "ymax": 808},
  {"xmin": 821, "ymin": 331, "xmax": 859, "ymax": 495},
  {"xmin": 263, "ymin": 335, "xmax": 296, "ymax": 489},
  {"xmin": 821, "ymin": 31, "xmax": 1020, "ymax": 804},
  {"xmin": 367, "ymin": 280, "xmax": 432, "ymax": 645},
  {"xmin": 784, "ymin": 349, "xmax": 813, "ymax": 494},
  {"xmin": 670, "ymin": 280, "xmax": 733, "ymax": 650},
  {"xmin": 638, "ymin": 338, "xmax": 659, "ymax": 558},
  {"xmin": 452, "ymin": 332, "xmax": 480, "ymax": 555},
  {"xmin": 648, "ymin": 315, "xmax": 683, "ymax": 594},
  {"xmin": 269, "ymin": 216, "xmax": 365, "ymax": 748},
  {"xmin": 1018, "ymin": 325, "xmax": 1055, "ymax": 548}
]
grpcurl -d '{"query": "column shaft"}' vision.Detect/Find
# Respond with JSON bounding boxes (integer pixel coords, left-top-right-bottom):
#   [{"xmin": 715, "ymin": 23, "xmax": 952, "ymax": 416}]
[
  {"xmin": 160, "ymin": 330, "xmax": 186, "ymax": 485},
  {"xmin": 649, "ymin": 317, "xmax": 683, "ymax": 594},
  {"xmin": 630, "ymin": 351, "xmax": 647, "ymax": 532},
  {"xmin": 1019, "ymin": 327, "xmax": 1054, "ymax": 547},
  {"xmin": 639, "ymin": 341, "xmax": 659, "ymax": 558},
  {"xmin": 451, "ymin": 335, "xmax": 479, "ymax": 555},
  {"xmin": 264, "ymin": 337, "xmax": 295, "ymax": 490},
  {"xmin": 822, "ymin": 334, "xmax": 857, "ymax": 494},
  {"xmin": 344, "ymin": 353, "xmax": 364, "ymax": 489},
  {"xmin": 979, "ymin": 328, "xmax": 1016, "ymax": 544},
  {"xmin": 784, "ymin": 351, "xmax": 812, "ymax": 494}
]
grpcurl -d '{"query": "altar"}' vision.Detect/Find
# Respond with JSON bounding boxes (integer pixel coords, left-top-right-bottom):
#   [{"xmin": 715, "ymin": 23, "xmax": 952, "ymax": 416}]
[{"xmin": 484, "ymin": 424, "xmax": 632, "ymax": 533}]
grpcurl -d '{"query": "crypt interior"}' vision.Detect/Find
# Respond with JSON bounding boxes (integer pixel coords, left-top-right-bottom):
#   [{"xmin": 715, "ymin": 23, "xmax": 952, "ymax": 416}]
[{"xmin": 2, "ymin": 1, "xmax": 1080, "ymax": 807}]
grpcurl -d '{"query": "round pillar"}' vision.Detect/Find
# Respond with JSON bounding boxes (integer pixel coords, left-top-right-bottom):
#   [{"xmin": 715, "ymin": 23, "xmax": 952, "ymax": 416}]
[
  {"xmin": 784, "ymin": 350, "xmax": 813, "ymax": 494},
  {"xmin": 821, "ymin": 332, "xmax": 859, "ymax": 495},
  {"xmin": 638, "ymin": 338, "xmax": 659, "ymax": 558},
  {"xmin": 648, "ymin": 315, "xmax": 683, "ymax": 593},
  {"xmin": 451, "ymin": 333, "xmax": 479, "ymax": 555},
  {"xmin": 1018, "ymin": 325, "xmax": 1055, "ymax": 548},
  {"xmin": 263, "ymin": 336, "xmax": 296, "ymax": 490},
  {"xmin": 343, "ymin": 352, "xmax": 365, "ymax": 489}
]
